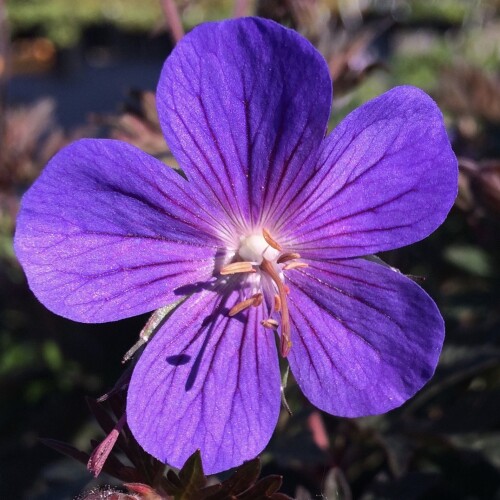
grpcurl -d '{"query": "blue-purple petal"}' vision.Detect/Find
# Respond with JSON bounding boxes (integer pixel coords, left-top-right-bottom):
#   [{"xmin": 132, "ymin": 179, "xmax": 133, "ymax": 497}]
[
  {"xmin": 286, "ymin": 258, "xmax": 444, "ymax": 416},
  {"xmin": 127, "ymin": 285, "xmax": 281, "ymax": 474},
  {"xmin": 278, "ymin": 86, "xmax": 457, "ymax": 258},
  {"xmin": 157, "ymin": 17, "xmax": 332, "ymax": 228},
  {"xmin": 14, "ymin": 139, "xmax": 224, "ymax": 323}
]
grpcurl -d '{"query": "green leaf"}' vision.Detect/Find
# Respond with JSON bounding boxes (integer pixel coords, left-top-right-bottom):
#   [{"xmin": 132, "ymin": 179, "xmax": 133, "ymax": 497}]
[
  {"xmin": 164, "ymin": 450, "xmax": 207, "ymax": 499},
  {"xmin": 444, "ymin": 245, "xmax": 493, "ymax": 277},
  {"xmin": 204, "ymin": 458, "xmax": 261, "ymax": 499},
  {"xmin": 178, "ymin": 450, "xmax": 207, "ymax": 492},
  {"xmin": 238, "ymin": 475, "xmax": 283, "ymax": 500}
]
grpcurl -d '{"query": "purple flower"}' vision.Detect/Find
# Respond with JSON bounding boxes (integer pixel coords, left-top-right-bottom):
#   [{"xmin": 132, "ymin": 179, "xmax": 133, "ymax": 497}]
[{"xmin": 14, "ymin": 18, "xmax": 457, "ymax": 474}]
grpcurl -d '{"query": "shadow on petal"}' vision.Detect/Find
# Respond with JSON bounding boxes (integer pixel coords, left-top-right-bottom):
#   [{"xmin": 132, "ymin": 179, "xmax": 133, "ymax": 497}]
[{"xmin": 166, "ymin": 354, "xmax": 191, "ymax": 366}]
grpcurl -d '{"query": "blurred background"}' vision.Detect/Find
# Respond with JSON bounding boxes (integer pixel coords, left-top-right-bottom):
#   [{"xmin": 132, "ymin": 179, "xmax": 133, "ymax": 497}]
[{"xmin": 1, "ymin": 0, "xmax": 500, "ymax": 498}]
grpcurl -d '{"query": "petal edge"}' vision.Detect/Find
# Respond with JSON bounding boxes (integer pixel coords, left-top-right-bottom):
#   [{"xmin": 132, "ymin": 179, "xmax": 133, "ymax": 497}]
[{"xmin": 286, "ymin": 258, "xmax": 444, "ymax": 416}]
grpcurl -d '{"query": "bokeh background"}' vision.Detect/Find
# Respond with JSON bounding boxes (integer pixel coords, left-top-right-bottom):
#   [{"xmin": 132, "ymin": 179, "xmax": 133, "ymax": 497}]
[{"xmin": 1, "ymin": 0, "xmax": 500, "ymax": 498}]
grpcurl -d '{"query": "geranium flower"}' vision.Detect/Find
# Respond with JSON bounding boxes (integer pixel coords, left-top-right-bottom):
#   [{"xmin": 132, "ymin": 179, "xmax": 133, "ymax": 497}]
[{"xmin": 14, "ymin": 17, "xmax": 457, "ymax": 474}]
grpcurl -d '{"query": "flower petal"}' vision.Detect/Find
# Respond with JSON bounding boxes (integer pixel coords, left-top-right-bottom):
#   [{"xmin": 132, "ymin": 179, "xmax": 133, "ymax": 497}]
[
  {"xmin": 279, "ymin": 86, "xmax": 457, "ymax": 258},
  {"xmin": 157, "ymin": 17, "xmax": 332, "ymax": 228},
  {"xmin": 286, "ymin": 258, "xmax": 444, "ymax": 416},
  {"xmin": 14, "ymin": 139, "xmax": 224, "ymax": 323},
  {"xmin": 126, "ymin": 285, "xmax": 281, "ymax": 474}
]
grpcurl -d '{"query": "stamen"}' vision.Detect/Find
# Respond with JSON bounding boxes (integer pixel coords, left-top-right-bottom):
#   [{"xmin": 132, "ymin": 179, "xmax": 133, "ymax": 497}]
[
  {"xmin": 228, "ymin": 293, "xmax": 263, "ymax": 317},
  {"xmin": 262, "ymin": 228, "xmax": 282, "ymax": 251},
  {"xmin": 274, "ymin": 294, "xmax": 281, "ymax": 312},
  {"xmin": 262, "ymin": 319, "xmax": 279, "ymax": 329},
  {"xmin": 260, "ymin": 258, "xmax": 292, "ymax": 357},
  {"xmin": 253, "ymin": 293, "xmax": 263, "ymax": 307},
  {"xmin": 220, "ymin": 261, "xmax": 256, "ymax": 275},
  {"xmin": 277, "ymin": 252, "xmax": 301, "ymax": 264},
  {"xmin": 283, "ymin": 262, "xmax": 309, "ymax": 271}
]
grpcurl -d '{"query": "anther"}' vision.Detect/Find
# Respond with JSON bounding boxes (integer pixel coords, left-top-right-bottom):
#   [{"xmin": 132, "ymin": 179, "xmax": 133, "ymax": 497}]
[
  {"xmin": 228, "ymin": 293, "xmax": 263, "ymax": 317},
  {"xmin": 253, "ymin": 293, "xmax": 263, "ymax": 307},
  {"xmin": 274, "ymin": 294, "xmax": 281, "ymax": 312},
  {"xmin": 263, "ymin": 228, "xmax": 282, "ymax": 251},
  {"xmin": 262, "ymin": 319, "xmax": 279, "ymax": 329},
  {"xmin": 220, "ymin": 261, "xmax": 255, "ymax": 275},
  {"xmin": 283, "ymin": 262, "xmax": 309, "ymax": 271},
  {"xmin": 277, "ymin": 252, "xmax": 301, "ymax": 264}
]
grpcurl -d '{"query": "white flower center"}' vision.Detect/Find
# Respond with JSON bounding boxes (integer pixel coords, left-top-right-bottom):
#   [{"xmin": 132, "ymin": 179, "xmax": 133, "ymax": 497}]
[
  {"xmin": 221, "ymin": 229, "xmax": 307, "ymax": 358},
  {"xmin": 238, "ymin": 234, "xmax": 280, "ymax": 264}
]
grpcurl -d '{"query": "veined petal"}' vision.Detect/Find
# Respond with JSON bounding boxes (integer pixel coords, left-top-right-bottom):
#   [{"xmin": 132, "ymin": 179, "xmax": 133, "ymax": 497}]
[
  {"xmin": 157, "ymin": 17, "xmax": 332, "ymax": 228},
  {"xmin": 14, "ymin": 139, "xmax": 224, "ymax": 323},
  {"xmin": 278, "ymin": 86, "xmax": 457, "ymax": 258},
  {"xmin": 127, "ymin": 285, "xmax": 281, "ymax": 474},
  {"xmin": 286, "ymin": 258, "xmax": 444, "ymax": 416}
]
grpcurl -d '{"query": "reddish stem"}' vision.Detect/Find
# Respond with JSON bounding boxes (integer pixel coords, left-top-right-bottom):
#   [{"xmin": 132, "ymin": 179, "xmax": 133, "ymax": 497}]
[
  {"xmin": 160, "ymin": 0, "xmax": 184, "ymax": 44},
  {"xmin": 233, "ymin": 0, "xmax": 249, "ymax": 18}
]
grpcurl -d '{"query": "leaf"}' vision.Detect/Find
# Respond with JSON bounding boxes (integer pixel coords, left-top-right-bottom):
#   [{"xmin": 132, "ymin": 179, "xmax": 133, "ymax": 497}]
[
  {"xmin": 438, "ymin": 65, "xmax": 500, "ymax": 123},
  {"xmin": 87, "ymin": 397, "xmax": 118, "ymax": 434},
  {"xmin": 41, "ymin": 437, "xmax": 139, "ymax": 483},
  {"xmin": 322, "ymin": 467, "xmax": 352, "ymax": 500},
  {"xmin": 163, "ymin": 454, "xmax": 291, "ymax": 499},
  {"xmin": 178, "ymin": 450, "xmax": 207, "ymax": 494},
  {"xmin": 204, "ymin": 458, "xmax": 261, "ymax": 499},
  {"xmin": 165, "ymin": 469, "xmax": 183, "ymax": 490},
  {"xmin": 218, "ymin": 458, "xmax": 261, "ymax": 495},
  {"xmin": 40, "ymin": 438, "xmax": 90, "ymax": 466},
  {"xmin": 444, "ymin": 245, "xmax": 492, "ymax": 277},
  {"xmin": 164, "ymin": 450, "xmax": 207, "ymax": 499},
  {"xmin": 238, "ymin": 475, "xmax": 283, "ymax": 500}
]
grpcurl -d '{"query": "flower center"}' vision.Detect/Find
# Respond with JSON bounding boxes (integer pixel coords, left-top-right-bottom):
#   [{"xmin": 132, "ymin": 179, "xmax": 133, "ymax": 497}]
[
  {"xmin": 238, "ymin": 234, "xmax": 280, "ymax": 264},
  {"xmin": 220, "ymin": 229, "xmax": 307, "ymax": 358}
]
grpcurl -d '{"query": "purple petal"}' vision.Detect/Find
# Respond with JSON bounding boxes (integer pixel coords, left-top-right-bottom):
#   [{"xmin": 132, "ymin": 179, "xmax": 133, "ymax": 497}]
[
  {"xmin": 278, "ymin": 86, "xmax": 457, "ymax": 258},
  {"xmin": 127, "ymin": 285, "xmax": 281, "ymax": 474},
  {"xmin": 286, "ymin": 258, "xmax": 444, "ymax": 416},
  {"xmin": 157, "ymin": 17, "xmax": 332, "ymax": 227},
  {"xmin": 14, "ymin": 139, "xmax": 224, "ymax": 323}
]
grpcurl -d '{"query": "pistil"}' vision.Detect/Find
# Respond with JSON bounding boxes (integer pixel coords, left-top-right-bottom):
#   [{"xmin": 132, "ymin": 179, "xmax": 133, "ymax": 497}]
[{"xmin": 260, "ymin": 258, "xmax": 292, "ymax": 357}]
